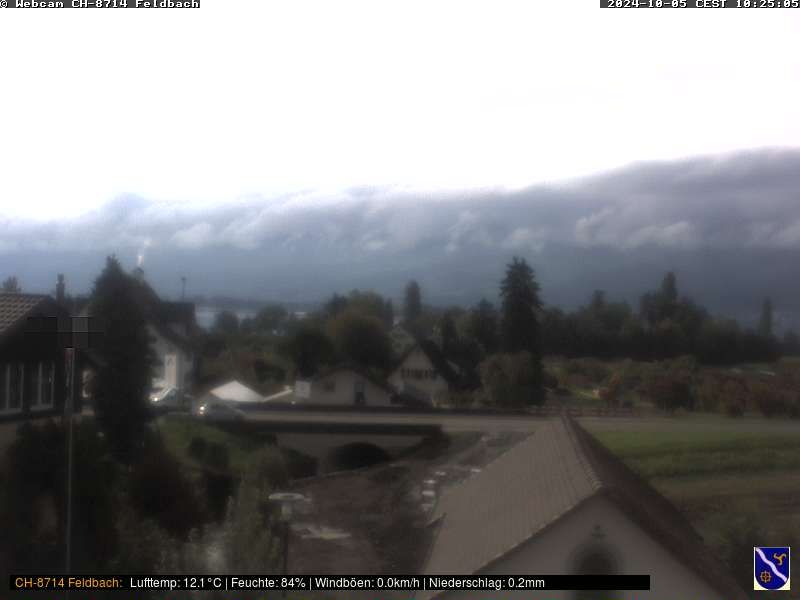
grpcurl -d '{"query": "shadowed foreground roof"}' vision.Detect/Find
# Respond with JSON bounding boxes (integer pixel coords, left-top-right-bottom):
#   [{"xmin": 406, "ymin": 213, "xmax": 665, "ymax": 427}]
[
  {"xmin": 0, "ymin": 293, "xmax": 50, "ymax": 336},
  {"xmin": 421, "ymin": 416, "xmax": 747, "ymax": 600}
]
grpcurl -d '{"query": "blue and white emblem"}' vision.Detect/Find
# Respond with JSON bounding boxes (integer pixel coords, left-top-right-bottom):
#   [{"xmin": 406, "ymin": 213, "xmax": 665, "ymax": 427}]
[{"xmin": 754, "ymin": 546, "xmax": 790, "ymax": 591}]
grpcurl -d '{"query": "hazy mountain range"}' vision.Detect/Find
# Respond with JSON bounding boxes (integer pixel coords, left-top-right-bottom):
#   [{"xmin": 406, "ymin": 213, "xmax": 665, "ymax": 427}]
[{"xmin": 3, "ymin": 148, "xmax": 799, "ymax": 331}]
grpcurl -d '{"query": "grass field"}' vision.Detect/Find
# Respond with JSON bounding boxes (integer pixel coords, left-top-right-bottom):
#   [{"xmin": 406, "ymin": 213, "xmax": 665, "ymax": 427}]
[{"xmin": 584, "ymin": 416, "xmax": 800, "ymax": 596}]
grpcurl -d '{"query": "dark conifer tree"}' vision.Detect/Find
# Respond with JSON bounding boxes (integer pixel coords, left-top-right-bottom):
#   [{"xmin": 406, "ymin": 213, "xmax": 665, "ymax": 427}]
[
  {"xmin": 499, "ymin": 257, "xmax": 544, "ymax": 404},
  {"xmin": 403, "ymin": 280, "xmax": 422, "ymax": 323},
  {"xmin": 90, "ymin": 256, "xmax": 154, "ymax": 464}
]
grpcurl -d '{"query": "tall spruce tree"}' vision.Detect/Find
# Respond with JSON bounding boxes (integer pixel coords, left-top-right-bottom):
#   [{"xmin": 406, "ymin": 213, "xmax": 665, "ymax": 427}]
[
  {"xmin": 758, "ymin": 297, "xmax": 774, "ymax": 338},
  {"xmin": 90, "ymin": 256, "xmax": 154, "ymax": 463},
  {"xmin": 467, "ymin": 299, "xmax": 499, "ymax": 354},
  {"xmin": 403, "ymin": 280, "xmax": 422, "ymax": 323},
  {"xmin": 499, "ymin": 257, "xmax": 544, "ymax": 404}
]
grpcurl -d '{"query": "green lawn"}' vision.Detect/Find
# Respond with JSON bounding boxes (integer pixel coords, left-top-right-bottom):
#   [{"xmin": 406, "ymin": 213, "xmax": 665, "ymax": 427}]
[
  {"xmin": 592, "ymin": 428, "xmax": 800, "ymax": 478},
  {"xmin": 585, "ymin": 416, "xmax": 800, "ymax": 596}
]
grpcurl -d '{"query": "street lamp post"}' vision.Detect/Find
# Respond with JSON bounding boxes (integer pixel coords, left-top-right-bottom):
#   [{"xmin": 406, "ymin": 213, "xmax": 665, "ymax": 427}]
[{"xmin": 267, "ymin": 492, "xmax": 306, "ymax": 600}]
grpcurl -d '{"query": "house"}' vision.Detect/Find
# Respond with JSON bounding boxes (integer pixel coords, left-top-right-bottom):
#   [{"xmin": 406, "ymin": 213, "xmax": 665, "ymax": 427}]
[
  {"xmin": 204, "ymin": 380, "xmax": 265, "ymax": 404},
  {"xmin": 388, "ymin": 339, "xmax": 460, "ymax": 405},
  {"xmin": 294, "ymin": 365, "xmax": 399, "ymax": 407},
  {"xmin": 146, "ymin": 303, "xmax": 197, "ymax": 391},
  {"xmin": 0, "ymin": 293, "xmax": 86, "ymax": 424},
  {"xmin": 419, "ymin": 416, "xmax": 748, "ymax": 600}
]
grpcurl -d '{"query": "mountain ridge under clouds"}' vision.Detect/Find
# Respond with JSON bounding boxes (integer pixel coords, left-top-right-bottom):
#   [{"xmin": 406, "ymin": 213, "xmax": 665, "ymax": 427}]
[{"xmin": 2, "ymin": 148, "xmax": 799, "ymax": 331}]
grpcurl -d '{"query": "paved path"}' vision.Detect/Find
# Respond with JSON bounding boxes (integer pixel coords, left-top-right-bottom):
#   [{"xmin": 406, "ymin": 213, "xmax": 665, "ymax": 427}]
[{"xmin": 246, "ymin": 409, "xmax": 547, "ymax": 433}]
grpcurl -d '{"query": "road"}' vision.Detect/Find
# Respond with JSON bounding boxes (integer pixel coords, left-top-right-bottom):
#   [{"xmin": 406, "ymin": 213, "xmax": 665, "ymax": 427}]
[{"xmin": 246, "ymin": 409, "xmax": 547, "ymax": 433}]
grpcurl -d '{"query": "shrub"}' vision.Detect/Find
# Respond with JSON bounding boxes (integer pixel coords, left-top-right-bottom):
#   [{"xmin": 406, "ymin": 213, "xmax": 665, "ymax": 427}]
[
  {"xmin": 750, "ymin": 380, "xmax": 787, "ymax": 418},
  {"xmin": 127, "ymin": 437, "xmax": 206, "ymax": 538},
  {"xmin": 694, "ymin": 377, "xmax": 721, "ymax": 412},
  {"xmin": 562, "ymin": 358, "xmax": 611, "ymax": 383},
  {"xmin": 479, "ymin": 352, "xmax": 544, "ymax": 407},
  {"xmin": 188, "ymin": 437, "xmax": 208, "ymax": 461},
  {"xmin": 543, "ymin": 370, "xmax": 559, "ymax": 389},
  {"xmin": 205, "ymin": 442, "xmax": 230, "ymax": 471},
  {"xmin": 642, "ymin": 372, "xmax": 693, "ymax": 413}
]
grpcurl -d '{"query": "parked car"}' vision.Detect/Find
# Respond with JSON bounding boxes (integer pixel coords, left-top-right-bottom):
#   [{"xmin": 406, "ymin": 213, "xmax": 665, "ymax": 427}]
[
  {"xmin": 149, "ymin": 386, "xmax": 193, "ymax": 413},
  {"xmin": 196, "ymin": 401, "xmax": 246, "ymax": 421}
]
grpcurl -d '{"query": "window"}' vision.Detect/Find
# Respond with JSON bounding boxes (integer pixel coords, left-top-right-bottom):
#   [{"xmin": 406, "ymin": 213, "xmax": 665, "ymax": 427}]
[
  {"xmin": 0, "ymin": 364, "xmax": 6, "ymax": 412},
  {"xmin": 41, "ymin": 361, "xmax": 55, "ymax": 407},
  {"xmin": 28, "ymin": 363, "xmax": 42, "ymax": 409},
  {"xmin": 7, "ymin": 363, "xmax": 23, "ymax": 412}
]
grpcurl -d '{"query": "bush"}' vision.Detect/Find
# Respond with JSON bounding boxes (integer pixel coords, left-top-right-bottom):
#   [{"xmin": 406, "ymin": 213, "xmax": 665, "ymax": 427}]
[
  {"xmin": 1, "ymin": 420, "xmax": 120, "ymax": 572},
  {"xmin": 543, "ymin": 370, "xmax": 559, "ymax": 389},
  {"xmin": 188, "ymin": 437, "xmax": 208, "ymax": 461},
  {"xmin": 479, "ymin": 352, "xmax": 545, "ymax": 407},
  {"xmin": 693, "ymin": 377, "xmax": 721, "ymax": 412},
  {"xmin": 723, "ymin": 395, "xmax": 745, "ymax": 418},
  {"xmin": 642, "ymin": 373, "xmax": 693, "ymax": 413},
  {"xmin": 127, "ymin": 436, "xmax": 206, "ymax": 538},
  {"xmin": 750, "ymin": 380, "xmax": 788, "ymax": 418},
  {"xmin": 205, "ymin": 442, "xmax": 231, "ymax": 471},
  {"xmin": 562, "ymin": 358, "xmax": 611, "ymax": 383}
]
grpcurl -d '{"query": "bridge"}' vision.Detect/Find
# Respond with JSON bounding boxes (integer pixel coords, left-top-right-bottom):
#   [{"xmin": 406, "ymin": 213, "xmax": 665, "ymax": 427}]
[
  {"xmin": 197, "ymin": 405, "xmax": 636, "ymax": 474},
  {"xmin": 212, "ymin": 406, "xmax": 548, "ymax": 474}
]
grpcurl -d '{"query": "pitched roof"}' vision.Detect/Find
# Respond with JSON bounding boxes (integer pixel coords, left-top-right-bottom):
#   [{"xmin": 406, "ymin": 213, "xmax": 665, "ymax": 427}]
[
  {"xmin": 422, "ymin": 416, "xmax": 747, "ymax": 600},
  {"xmin": 0, "ymin": 293, "xmax": 53, "ymax": 337},
  {"xmin": 208, "ymin": 380, "xmax": 265, "ymax": 403},
  {"xmin": 312, "ymin": 364, "xmax": 398, "ymax": 395},
  {"xmin": 393, "ymin": 339, "xmax": 460, "ymax": 386}
]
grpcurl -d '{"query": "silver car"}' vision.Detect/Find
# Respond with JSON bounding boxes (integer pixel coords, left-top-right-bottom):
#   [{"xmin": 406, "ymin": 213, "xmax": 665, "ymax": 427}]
[
  {"xmin": 149, "ymin": 387, "xmax": 192, "ymax": 412},
  {"xmin": 197, "ymin": 401, "xmax": 246, "ymax": 421}
]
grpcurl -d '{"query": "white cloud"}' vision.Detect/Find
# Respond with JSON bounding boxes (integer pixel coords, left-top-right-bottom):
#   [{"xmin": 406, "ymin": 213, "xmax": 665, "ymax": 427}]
[
  {"xmin": 172, "ymin": 223, "xmax": 215, "ymax": 250},
  {"xmin": 624, "ymin": 221, "xmax": 695, "ymax": 249},
  {"xmin": 1, "ymin": 3, "xmax": 799, "ymax": 220},
  {"xmin": 502, "ymin": 228, "xmax": 548, "ymax": 253}
]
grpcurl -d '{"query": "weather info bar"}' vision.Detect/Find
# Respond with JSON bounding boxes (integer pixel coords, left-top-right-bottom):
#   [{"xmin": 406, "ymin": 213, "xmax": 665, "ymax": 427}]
[
  {"xmin": 3, "ymin": 0, "xmax": 199, "ymax": 7},
  {"xmin": 11, "ymin": 574, "xmax": 651, "ymax": 592},
  {"xmin": 602, "ymin": 0, "xmax": 800, "ymax": 6}
]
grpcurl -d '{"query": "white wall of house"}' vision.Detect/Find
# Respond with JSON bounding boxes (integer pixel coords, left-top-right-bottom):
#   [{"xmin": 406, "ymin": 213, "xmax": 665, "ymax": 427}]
[
  {"xmin": 299, "ymin": 370, "xmax": 394, "ymax": 406},
  {"xmin": 436, "ymin": 495, "xmax": 726, "ymax": 600},
  {"xmin": 388, "ymin": 348, "xmax": 449, "ymax": 402},
  {"xmin": 148, "ymin": 324, "xmax": 193, "ymax": 390}
]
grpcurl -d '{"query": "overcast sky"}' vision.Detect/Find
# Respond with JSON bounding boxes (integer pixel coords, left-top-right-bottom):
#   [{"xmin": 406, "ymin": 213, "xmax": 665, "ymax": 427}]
[{"xmin": 1, "ymin": 1, "xmax": 799, "ymax": 220}]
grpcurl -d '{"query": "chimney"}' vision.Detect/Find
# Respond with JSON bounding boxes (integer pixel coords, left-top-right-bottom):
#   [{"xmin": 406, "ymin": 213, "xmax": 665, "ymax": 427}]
[{"xmin": 56, "ymin": 274, "xmax": 65, "ymax": 303}]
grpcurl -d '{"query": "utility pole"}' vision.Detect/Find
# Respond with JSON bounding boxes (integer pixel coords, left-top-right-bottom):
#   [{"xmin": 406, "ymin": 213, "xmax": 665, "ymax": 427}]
[
  {"xmin": 64, "ymin": 347, "xmax": 75, "ymax": 600},
  {"xmin": 181, "ymin": 276, "xmax": 187, "ymax": 301}
]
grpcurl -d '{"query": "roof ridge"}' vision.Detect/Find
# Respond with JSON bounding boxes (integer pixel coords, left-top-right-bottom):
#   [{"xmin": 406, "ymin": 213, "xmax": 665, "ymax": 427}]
[{"xmin": 560, "ymin": 413, "xmax": 603, "ymax": 492}]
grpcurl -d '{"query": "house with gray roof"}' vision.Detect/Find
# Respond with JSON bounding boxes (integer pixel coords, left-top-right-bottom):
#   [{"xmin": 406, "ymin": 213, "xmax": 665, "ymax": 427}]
[
  {"xmin": 420, "ymin": 416, "xmax": 748, "ymax": 600},
  {"xmin": 0, "ymin": 293, "xmax": 88, "ymax": 424}
]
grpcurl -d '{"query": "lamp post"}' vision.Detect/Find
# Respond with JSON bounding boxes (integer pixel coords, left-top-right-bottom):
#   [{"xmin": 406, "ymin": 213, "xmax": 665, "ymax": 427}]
[{"xmin": 267, "ymin": 492, "xmax": 306, "ymax": 599}]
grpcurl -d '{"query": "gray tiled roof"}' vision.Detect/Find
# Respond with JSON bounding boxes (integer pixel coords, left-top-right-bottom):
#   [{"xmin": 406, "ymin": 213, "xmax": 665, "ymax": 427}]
[
  {"xmin": 0, "ymin": 293, "xmax": 49, "ymax": 336},
  {"xmin": 421, "ymin": 416, "xmax": 748, "ymax": 600}
]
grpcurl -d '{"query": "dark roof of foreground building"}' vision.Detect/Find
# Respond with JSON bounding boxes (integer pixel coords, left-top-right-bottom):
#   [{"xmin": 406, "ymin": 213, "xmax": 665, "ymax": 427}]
[
  {"xmin": 0, "ymin": 293, "xmax": 50, "ymax": 336},
  {"xmin": 421, "ymin": 416, "xmax": 748, "ymax": 600},
  {"xmin": 0, "ymin": 293, "xmax": 73, "ymax": 344}
]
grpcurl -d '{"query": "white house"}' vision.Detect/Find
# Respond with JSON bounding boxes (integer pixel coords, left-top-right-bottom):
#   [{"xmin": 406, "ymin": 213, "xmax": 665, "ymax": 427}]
[
  {"xmin": 205, "ymin": 380, "xmax": 265, "ymax": 404},
  {"xmin": 132, "ymin": 270, "xmax": 198, "ymax": 392},
  {"xmin": 388, "ymin": 340, "xmax": 459, "ymax": 405},
  {"xmin": 419, "ymin": 417, "xmax": 748, "ymax": 600},
  {"xmin": 295, "ymin": 365, "xmax": 398, "ymax": 407}
]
